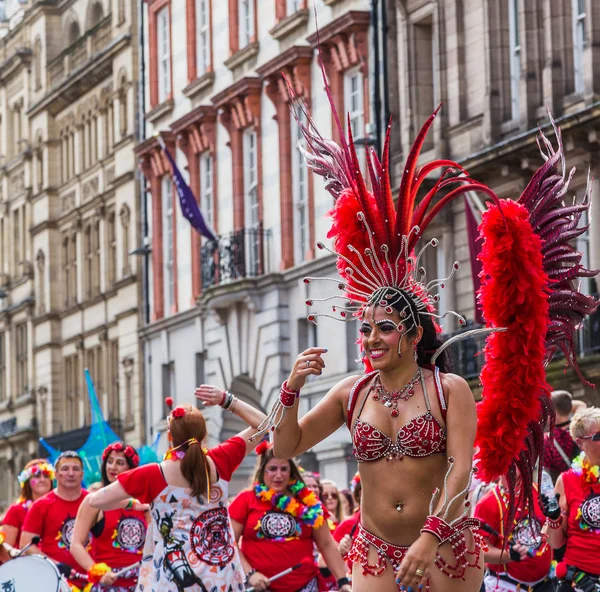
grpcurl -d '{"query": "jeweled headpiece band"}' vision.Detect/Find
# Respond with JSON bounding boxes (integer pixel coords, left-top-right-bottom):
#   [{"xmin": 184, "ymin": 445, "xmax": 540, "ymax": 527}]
[{"xmin": 304, "ymin": 212, "xmax": 466, "ymax": 338}]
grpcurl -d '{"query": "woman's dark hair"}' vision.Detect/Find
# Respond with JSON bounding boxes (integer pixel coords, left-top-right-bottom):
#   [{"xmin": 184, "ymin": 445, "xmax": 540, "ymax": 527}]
[
  {"xmin": 393, "ymin": 291, "xmax": 452, "ymax": 373},
  {"xmin": 252, "ymin": 447, "xmax": 303, "ymax": 486},
  {"xmin": 101, "ymin": 443, "xmax": 138, "ymax": 487},
  {"xmin": 169, "ymin": 405, "xmax": 209, "ymax": 498}
]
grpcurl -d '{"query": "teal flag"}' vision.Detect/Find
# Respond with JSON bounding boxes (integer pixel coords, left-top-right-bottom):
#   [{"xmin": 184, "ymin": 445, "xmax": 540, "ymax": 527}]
[{"xmin": 40, "ymin": 369, "xmax": 159, "ymax": 485}]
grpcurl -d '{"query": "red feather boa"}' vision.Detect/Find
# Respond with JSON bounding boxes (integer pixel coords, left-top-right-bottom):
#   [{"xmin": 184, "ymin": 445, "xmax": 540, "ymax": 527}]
[{"xmin": 476, "ymin": 200, "xmax": 552, "ymax": 519}]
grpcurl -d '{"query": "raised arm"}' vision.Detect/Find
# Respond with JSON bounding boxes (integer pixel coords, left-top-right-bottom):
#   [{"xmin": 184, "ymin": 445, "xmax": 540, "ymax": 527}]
[
  {"xmin": 272, "ymin": 347, "xmax": 357, "ymax": 458},
  {"xmin": 195, "ymin": 385, "xmax": 267, "ymax": 429},
  {"xmin": 70, "ymin": 498, "xmax": 100, "ymax": 571},
  {"xmin": 195, "ymin": 384, "xmax": 267, "ymax": 455}
]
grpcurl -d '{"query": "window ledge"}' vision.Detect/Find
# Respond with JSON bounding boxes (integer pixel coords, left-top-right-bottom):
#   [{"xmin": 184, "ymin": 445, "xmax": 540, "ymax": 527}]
[
  {"xmin": 183, "ymin": 71, "xmax": 216, "ymax": 100},
  {"xmin": 269, "ymin": 9, "xmax": 309, "ymax": 41},
  {"xmin": 224, "ymin": 41, "xmax": 259, "ymax": 71},
  {"xmin": 499, "ymin": 118, "xmax": 520, "ymax": 136},
  {"xmin": 563, "ymin": 92, "xmax": 585, "ymax": 113},
  {"xmin": 146, "ymin": 99, "xmax": 175, "ymax": 125}
]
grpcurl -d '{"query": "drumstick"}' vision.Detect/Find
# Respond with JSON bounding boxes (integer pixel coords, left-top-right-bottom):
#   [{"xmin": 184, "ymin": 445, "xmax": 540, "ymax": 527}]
[
  {"xmin": 247, "ymin": 557, "xmax": 313, "ymax": 592},
  {"xmin": 112, "ymin": 561, "xmax": 142, "ymax": 578}
]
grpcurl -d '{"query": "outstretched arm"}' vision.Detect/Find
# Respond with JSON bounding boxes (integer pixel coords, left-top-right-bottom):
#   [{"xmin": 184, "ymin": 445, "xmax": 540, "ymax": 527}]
[
  {"xmin": 272, "ymin": 348, "xmax": 356, "ymax": 458},
  {"xmin": 195, "ymin": 384, "xmax": 267, "ymax": 455}
]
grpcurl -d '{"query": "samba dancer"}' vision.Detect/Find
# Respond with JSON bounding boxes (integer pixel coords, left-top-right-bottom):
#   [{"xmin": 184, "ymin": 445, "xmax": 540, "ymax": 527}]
[
  {"xmin": 71, "ymin": 442, "xmax": 148, "ymax": 591},
  {"xmin": 257, "ymin": 59, "xmax": 598, "ymax": 590},
  {"xmin": 88, "ymin": 388, "xmax": 266, "ymax": 592}
]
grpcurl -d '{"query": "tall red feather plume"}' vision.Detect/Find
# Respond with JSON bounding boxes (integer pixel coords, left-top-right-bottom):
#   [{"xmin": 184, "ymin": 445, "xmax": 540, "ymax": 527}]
[{"xmin": 475, "ymin": 200, "xmax": 552, "ymax": 532}]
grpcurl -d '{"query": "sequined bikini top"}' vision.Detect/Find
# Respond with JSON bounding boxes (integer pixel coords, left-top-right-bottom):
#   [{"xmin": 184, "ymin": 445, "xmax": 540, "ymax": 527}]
[{"xmin": 348, "ymin": 368, "xmax": 447, "ymax": 462}]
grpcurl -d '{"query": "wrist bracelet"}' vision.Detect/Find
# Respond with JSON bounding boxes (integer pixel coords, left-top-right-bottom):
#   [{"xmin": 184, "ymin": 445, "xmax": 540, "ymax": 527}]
[
  {"xmin": 126, "ymin": 498, "xmax": 137, "ymax": 510},
  {"xmin": 219, "ymin": 390, "xmax": 227, "ymax": 406},
  {"xmin": 245, "ymin": 569, "xmax": 256, "ymax": 584},
  {"xmin": 546, "ymin": 516, "xmax": 562, "ymax": 530},
  {"xmin": 228, "ymin": 396, "xmax": 238, "ymax": 414},
  {"xmin": 280, "ymin": 381, "xmax": 300, "ymax": 408},
  {"xmin": 223, "ymin": 391, "xmax": 234, "ymax": 410},
  {"xmin": 337, "ymin": 577, "xmax": 350, "ymax": 588}
]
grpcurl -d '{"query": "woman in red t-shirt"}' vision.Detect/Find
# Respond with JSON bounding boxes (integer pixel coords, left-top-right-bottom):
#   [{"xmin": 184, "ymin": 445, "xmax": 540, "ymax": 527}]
[
  {"xmin": 548, "ymin": 407, "xmax": 600, "ymax": 590},
  {"xmin": 71, "ymin": 442, "xmax": 148, "ymax": 591},
  {"xmin": 0, "ymin": 458, "xmax": 54, "ymax": 551},
  {"xmin": 229, "ymin": 444, "xmax": 351, "ymax": 592},
  {"xmin": 87, "ymin": 388, "xmax": 266, "ymax": 592}
]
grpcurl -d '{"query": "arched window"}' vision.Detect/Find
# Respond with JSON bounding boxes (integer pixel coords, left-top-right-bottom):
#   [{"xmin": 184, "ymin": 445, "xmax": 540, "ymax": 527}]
[
  {"xmin": 33, "ymin": 37, "xmax": 42, "ymax": 91},
  {"xmin": 67, "ymin": 19, "xmax": 80, "ymax": 47},
  {"xmin": 87, "ymin": 0, "xmax": 104, "ymax": 29},
  {"xmin": 120, "ymin": 205, "xmax": 131, "ymax": 276},
  {"xmin": 118, "ymin": 74, "xmax": 128, "ymax": 138}
]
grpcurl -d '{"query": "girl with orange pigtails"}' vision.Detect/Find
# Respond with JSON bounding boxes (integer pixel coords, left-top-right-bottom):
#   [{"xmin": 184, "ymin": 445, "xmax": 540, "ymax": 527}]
[{"xmin": 87, "ymin": 389, "xmax": 266, "ymax": 592}]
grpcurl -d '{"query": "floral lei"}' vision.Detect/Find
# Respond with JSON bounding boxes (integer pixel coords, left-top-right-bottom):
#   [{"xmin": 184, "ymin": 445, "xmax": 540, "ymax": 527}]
[
  {"xmin": 254, "ymin": 480, "xmax": 324, "ymax": 538},
  {"xmin": 572, "ymin": 452, "xmax": 600, "ymax": 486},
  {"xmin": 571, "ymin": 452, "xmax": 600, "ymax": 534}
]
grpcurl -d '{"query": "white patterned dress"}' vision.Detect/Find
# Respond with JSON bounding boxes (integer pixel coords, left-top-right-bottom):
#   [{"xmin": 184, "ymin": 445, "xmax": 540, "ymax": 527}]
[{"xmin": 117, "ymin": 437, "xmax": 247, "ymax": 592}]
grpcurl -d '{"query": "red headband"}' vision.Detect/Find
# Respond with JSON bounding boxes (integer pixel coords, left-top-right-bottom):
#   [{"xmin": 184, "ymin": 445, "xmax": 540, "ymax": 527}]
[{"xmin": 102, "ymin": 442, "xmax": 140, "ymax": 467}]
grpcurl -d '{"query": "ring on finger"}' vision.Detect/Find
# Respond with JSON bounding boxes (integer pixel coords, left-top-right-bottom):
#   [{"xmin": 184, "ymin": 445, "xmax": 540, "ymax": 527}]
[
  {"xmin": 415, "ymin": 568, "xmax": 425, "ymax": 577},
  {"xmin": 305, "ymin": 360, "xmax": 311, "ymax": 369}
]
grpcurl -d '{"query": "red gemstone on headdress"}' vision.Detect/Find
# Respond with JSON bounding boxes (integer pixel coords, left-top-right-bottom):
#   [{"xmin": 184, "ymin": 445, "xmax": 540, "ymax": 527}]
[
  {"xmin": 459, "ymin": 318, "xmax": 466, "ymax": 325},
  {"xmin": 453, "ymin": 262, "xmax": 460, "ymax": 270},
  {"xmin": 431, "ymin": 239, "xmax": 439, "ymax": 247},
  {"xmin": 386, "ymin": 307, "xmax": 393, "ymax": 314},
  {"xmin": 308, "ymin": 315, "xmax": 315, "ymax": 322},
  {"xmin": 380, "ymin": 300, "xmax": 388, "ymax": 306},
  {"xmin": 339, "ymin": 283, "xmax": 345, "ymax": 290},
  {"xmin": 317, "ymin": 242, "xmax": 324, "ymax": 249},
  {"xmin": 304, "ymin": 278, "xmax": 310, "ymax": 284},
  {"xmin": 400, "ymin": 310, "xmax": 406, "ymax": 318},
  {"xmin": 441, "ymin": 283, "xmax": 445, "ymax": 289},
  {"xmin": 340, "ymin": 311, "xmax": 347, "ymax": 317},
  {"xmin": 306, "ymin": 300, "xmax": 313, "ymax": 306},
  {"xmin": 332, "ymin": 307, "xmax": 337, "ymax": 312}
]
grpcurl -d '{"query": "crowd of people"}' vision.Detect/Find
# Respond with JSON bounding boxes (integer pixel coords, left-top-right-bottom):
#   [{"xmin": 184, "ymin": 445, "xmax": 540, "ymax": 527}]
[{"xmin": 1, "ymin": 385, "xmax": 598, "ymax": 592}]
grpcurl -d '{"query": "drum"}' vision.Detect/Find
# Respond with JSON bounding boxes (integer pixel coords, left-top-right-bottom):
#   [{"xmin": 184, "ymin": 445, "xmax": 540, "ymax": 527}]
[{"xmin": 0, "ymin": 555, "xmax": 71, "ymax": 591}]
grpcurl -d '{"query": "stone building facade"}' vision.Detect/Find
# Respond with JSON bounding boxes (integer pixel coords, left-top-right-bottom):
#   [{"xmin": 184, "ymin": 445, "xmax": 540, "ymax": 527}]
[
  {"xmin": 385, "ymin": 0, "xmax": 600, "ymax": 401},
  {"xmin": 137, "ymin": 0, "xmax": 372, "ymax": 492},
  {"xmin": 0, "ymin": 0, "xmax": 142, "ymax": 510}
]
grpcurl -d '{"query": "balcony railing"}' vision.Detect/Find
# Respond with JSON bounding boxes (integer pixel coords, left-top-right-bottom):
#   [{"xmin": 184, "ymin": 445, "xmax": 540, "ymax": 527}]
[
  {"xmin": 47, "ymin": 15, "xmax": 112, "ymax": 89},
  {"xmin": 445, "ymin": 295, "xmax": 600, "ymax": 380},
  {"xmin": 201, "ymin": 225, "xmax": 272, "ymax": 290}
]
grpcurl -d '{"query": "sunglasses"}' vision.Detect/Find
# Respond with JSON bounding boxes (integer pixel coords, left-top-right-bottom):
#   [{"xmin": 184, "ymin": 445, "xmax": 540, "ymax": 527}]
[
  {"xmin": 581, "ymin": 432, "xmax": 600, "ymax": 441},
  {"xmin": 322, "ymin": 492, "xmax": 339, "ymax": 500}
]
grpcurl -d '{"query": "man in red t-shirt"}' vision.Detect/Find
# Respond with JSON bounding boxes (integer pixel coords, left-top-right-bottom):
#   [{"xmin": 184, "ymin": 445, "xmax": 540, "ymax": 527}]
[
  {"xmin": 21, "ymin": 451, "xmax": 88, "ymax": 586},
  {"xmin": 474, "ymin": 480, "xmax": 553, "ymax": 592}
]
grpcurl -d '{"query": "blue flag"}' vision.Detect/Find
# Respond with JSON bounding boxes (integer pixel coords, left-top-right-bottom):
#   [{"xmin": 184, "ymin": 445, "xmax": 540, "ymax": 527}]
[{"xmin": 158, "ymin": 136, "xmax": 217, "ymax": 241}]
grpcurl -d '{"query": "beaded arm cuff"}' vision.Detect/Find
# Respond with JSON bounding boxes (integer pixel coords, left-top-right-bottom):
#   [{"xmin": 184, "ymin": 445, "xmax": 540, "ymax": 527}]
[
  {"xmin": 421, "ymin": 515, "xmax": 456, "ymax": 544},
  {"xmin": 545, "ymin": 516, "xmax": 563, "ymax": 530},
  {"xmin": 250, "ymin": 381, "xmax": 301, "ymax": 441}
]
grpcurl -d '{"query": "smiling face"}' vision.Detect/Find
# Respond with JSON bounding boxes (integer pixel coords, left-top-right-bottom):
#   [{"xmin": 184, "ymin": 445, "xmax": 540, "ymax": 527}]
[
  {"xmin": 105, "ymin": 451, "xmax": 130, "ymax": 483},
  {"xmin": 263, "ymin": 458, "xmax": 292, "ymax": 493},
  {"xmin": 303, "ymin": 474, "xmax": 320, "ymax": 496},
  {"xmin": 360, "ymin": 306, "xmax": 422, "ymax": 369}
]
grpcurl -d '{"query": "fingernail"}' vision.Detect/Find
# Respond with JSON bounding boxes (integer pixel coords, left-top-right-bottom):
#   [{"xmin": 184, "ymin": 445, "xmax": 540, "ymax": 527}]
[{"xmin": 323, "ymin": 348, "xmax": 328, "ymax": 352}]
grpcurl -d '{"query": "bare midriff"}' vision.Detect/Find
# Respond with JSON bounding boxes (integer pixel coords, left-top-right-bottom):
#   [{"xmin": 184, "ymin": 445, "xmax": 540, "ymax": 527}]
[{"xmin": 358, "ymin": 453, "xmax": 449, "ymax": 545}]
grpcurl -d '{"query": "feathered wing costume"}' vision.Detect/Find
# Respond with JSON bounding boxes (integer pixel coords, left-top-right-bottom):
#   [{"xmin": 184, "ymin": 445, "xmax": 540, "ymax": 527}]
[{"xmin": 256, "ymin": 62, "xmax": 598, "ymax": 534}]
